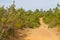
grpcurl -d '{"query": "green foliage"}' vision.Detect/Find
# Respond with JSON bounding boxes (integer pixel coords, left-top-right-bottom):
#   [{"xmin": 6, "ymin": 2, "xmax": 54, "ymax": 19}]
[
  {"xmin": 0, "ymin": 2, "xmax": 41, "ymax": 40},
  {"xmin": 43, "ymin": 6, "xmax": 60, "ymax": 28},
  {"xmin": 0, "ymin": 1, "xmax": 60, "ymax": 40}
]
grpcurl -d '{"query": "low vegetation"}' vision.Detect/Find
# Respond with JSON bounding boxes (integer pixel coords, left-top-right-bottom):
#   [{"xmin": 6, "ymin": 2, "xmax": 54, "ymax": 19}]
[{"xmin": 0, "ymin": 1, "xmax": 60, "ymax": 40}]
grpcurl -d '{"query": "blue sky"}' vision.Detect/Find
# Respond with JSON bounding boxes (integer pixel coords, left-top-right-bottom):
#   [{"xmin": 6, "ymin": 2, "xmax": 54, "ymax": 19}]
[{"xmin": 0, "ymin": 0, "xmax": 60, "ymax": 10}]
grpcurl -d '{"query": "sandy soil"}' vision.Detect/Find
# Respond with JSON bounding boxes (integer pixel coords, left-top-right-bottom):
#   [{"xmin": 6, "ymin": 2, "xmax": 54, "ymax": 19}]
[{"xmin": 25, "ymin": 18, "xmax": 60, "ymax": 40}]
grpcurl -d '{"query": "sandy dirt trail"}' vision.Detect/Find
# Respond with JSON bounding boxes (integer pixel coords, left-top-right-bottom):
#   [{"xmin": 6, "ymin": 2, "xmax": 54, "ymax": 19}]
[{"xmin": 25, "ymin": 18, "xmax": 60, "ymax": 40}]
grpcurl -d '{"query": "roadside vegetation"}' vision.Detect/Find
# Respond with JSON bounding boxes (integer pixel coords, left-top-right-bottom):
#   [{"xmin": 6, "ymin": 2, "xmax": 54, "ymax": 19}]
[{"xmin": 0, "ymin": 1, "xmax": 60, "ymax": 40}]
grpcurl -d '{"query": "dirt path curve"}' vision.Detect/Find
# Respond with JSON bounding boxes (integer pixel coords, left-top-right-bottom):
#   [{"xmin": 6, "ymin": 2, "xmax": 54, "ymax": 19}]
[{"xmin": 25, "ymin": 18, "xmax": 59, "ymax": 40}]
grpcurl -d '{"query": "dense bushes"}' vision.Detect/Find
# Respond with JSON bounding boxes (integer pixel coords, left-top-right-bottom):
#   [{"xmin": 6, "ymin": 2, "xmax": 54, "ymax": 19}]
[
  {"xmin": 0, "ymin": 2, "xmax": 41, "ymax": 40},
  {"xmin": 0, "ymin": 1, "xmax": 60, "ymax": 40},
  {"xmin": 43, "ymin": 7, "xmax": 60, "ymax": 28}
]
